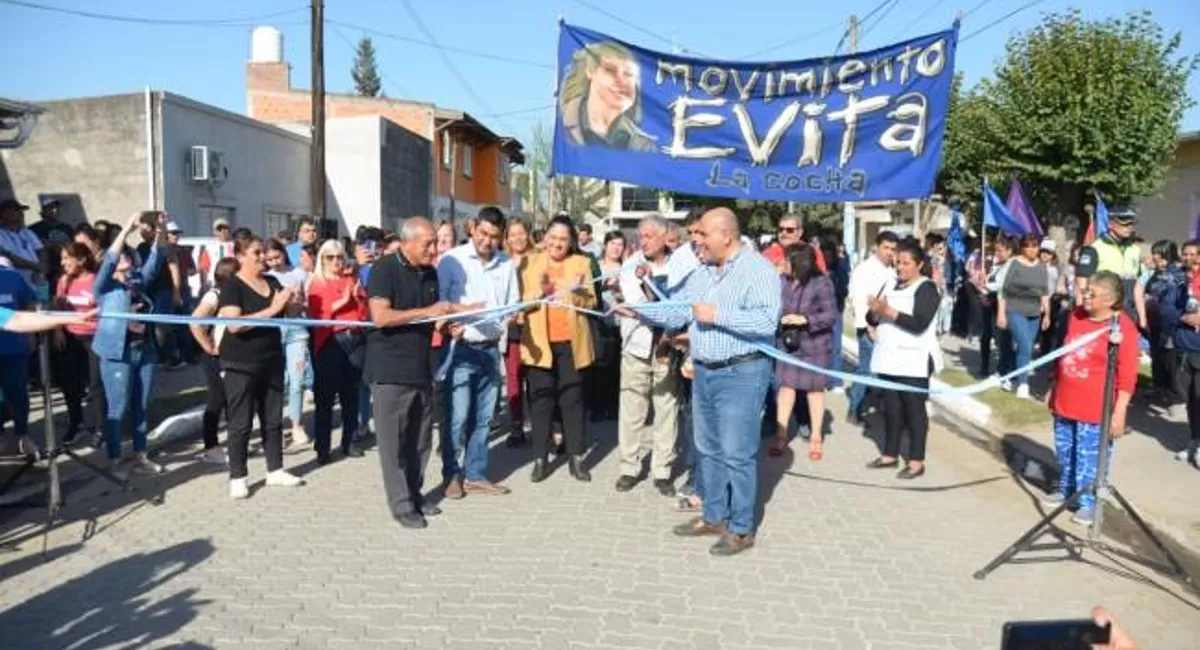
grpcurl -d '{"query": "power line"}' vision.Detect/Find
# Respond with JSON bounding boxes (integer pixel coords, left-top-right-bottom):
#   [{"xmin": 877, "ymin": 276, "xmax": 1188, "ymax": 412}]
[
  {"xmin": 738, "ymin": 20, "xmax": 845, "ymax": 60},
  {"xmin": 0, "ymin": 0, "xmax": 305, "ymax": 26},
  {"xmin": 961, "ymin": 0, "xmax": 1052, "ymax": 42},
  {"xmin": 834, "ymin": 0, "xmax": 899, "ymax": 55},
  {"xmin": 859, "ymin": 0, "xmax": 905, "ymax": 47},
  {"xmin": 397, "ymin": 0, "xmax": 515, "ymax": 134},
  {"xmin": 568, "ymin": 0, "xmax": 713, "ymax": 57},
  {"xmin": 895, "ymin": 0, "xmax": 950, "ymax": 41},
  {"xmin": 327, "ymin": 19, "xmax": 552, "ymax": 70}
]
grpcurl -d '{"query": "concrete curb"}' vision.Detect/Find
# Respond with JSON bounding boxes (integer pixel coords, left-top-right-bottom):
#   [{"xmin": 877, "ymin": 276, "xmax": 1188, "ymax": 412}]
[{"xmin": 841, "ymin": 334, "xmax": 1200, "ymax": 578}]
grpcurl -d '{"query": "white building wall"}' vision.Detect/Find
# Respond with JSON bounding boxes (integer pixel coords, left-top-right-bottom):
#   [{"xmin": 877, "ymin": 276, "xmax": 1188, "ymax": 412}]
[
  {"xmin": 326, "ymin": 116, "xmax": 383, "ymax": 237},
  {"xmin": 1136, "ymin": 152, "xmax": 1200, "ymax": 245},
  {"xmin": 159, "ymin": 92, "xmax": 310, "ymax": 237}
]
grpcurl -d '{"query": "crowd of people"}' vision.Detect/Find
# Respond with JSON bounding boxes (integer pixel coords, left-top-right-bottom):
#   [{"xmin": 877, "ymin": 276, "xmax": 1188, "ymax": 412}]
[{"xmin": 0, "ymin": 191, "xmax": 1193, "ymax": 555}]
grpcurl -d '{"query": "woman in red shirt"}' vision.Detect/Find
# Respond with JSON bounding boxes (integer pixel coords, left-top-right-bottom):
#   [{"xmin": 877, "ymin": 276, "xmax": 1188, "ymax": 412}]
[
  {"xmin": 1046, "ymin": 270, "xmax": 1139, "ymax": 525},
  {"xmin": 307, "ymin": 239, "xmax": 369, "ymax": 465},
  {"xmin": 53, "ymin": 242, "xmax": 105, "ymax": 445}
]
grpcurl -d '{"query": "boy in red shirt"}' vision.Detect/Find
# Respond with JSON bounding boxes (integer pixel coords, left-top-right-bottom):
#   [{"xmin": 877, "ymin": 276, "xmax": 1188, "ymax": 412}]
[{"xmin": 1046, "ymin": 271, "xmax": 1139, "ymax": 525}]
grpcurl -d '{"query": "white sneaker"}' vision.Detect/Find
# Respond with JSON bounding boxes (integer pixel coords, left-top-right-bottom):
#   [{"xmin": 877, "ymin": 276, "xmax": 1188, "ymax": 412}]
[
  {"xmin": 1168, "ymin": 404, "xmax": 1187, "ymax": 420},
  {"xmin": 829, "ymin": 386, "xmax": 845, "ymax": 395},
  {"xmin": 133, "ymin": 452, "xmax": 165, "ymax": 474},
  {"xmin": 1015, "ymin": 384, "xmax": 1031, "ymax": 400},
  {"xmin": 265, "ymin": 469, "xmax": 304, "ymax": 487},
  {"xmin": 196, "ymin": 448, "xmax": 227, "ymax": 466},
  {"xmin": 229, "ymin": 477, "xmax": 249, "ymax": 499},
  {"xmin": 999, "ymin": 378, "xmax": 1013, "ymax": 392}
]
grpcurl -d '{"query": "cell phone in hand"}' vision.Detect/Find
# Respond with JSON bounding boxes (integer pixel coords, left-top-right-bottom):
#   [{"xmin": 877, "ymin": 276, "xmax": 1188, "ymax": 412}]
[{"xmin": 1001, "ymin": 619, "xmax": 1111, "ymax": 650}]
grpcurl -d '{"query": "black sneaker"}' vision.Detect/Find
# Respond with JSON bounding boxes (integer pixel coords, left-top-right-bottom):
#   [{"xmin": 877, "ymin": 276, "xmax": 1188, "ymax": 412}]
[
  {"xmin": 653, "ymin": 479, "xmax": 676, "ymax": 497},
  {"xmin": 614, "ymin": 475, "xmax": 638, "ymax": 492}
]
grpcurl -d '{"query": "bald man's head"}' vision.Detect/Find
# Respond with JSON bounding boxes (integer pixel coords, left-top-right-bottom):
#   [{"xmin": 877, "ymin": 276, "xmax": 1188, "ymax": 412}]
[
  {"xmin": 400, "ymin": 216, "xmax": 437, "ymax": 267},
  {"xmin": 698, "ymin": 207, "xmax": 742, "ymax": 265},
  {"xmin": 703, "ymin": 207, "xmax": 739, "ymax": 235}
]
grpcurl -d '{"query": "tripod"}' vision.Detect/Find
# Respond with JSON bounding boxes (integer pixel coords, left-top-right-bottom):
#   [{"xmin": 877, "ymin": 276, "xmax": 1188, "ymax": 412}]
[
  {"xmin": 0, "ymin": 333, "xmax": 130, "ymax": 560},
  {"xmin": 974, "ymin": 317, "xmax": 1200, "ymax": 598}
]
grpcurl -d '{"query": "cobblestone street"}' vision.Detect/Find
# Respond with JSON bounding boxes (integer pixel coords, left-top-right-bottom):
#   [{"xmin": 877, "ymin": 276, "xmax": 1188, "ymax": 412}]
[{"xmin": 1, "ymin": 396, "xmax": 1197, "ymax": 649}]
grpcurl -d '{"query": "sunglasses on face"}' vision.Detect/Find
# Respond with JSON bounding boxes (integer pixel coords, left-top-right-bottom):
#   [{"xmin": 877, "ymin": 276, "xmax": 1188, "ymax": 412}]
[
  {"xmin": 778, "ymin": 227, "xmax": 798, "ymax": 234},
  {"xmin": 322, "ymin": 254, "xmax": 342, "ymax": 261}
]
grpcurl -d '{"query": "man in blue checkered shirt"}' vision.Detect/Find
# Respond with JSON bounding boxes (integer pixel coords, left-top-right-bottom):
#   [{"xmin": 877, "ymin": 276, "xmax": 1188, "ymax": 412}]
[{"xmin": 616, "ymin": 207, "xmax": 780, "ymax": 557}]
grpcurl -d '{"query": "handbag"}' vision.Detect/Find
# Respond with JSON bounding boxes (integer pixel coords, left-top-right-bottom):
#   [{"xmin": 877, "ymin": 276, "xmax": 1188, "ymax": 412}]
[
  {"xmin": 780, "ymin": 326, "xmax": 803, "ymax": 352},
  {"xmin": 335, "ymin": 329, "xmax": 367, "ymax": 371}
]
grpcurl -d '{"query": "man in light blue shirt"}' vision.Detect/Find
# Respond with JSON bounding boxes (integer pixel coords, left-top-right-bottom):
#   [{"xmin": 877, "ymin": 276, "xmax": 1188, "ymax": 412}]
[
  {"xmin": 286, "ymin": 216, "xmax": 319, "ymax": 268},
  {"xmin": 437, "ymin": 206, "xmax": 519, "ymax": 499},
  {"xmin": 617, "ymin": 207, "xmax": 780, "ymax": 557}
]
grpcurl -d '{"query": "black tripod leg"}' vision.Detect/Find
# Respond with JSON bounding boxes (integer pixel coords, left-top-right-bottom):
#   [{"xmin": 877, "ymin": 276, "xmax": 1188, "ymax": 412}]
[
  {"xmin": 62, "ymin": 448, "xmax": 128, "ymax": 489},
  {"xmin": 1108, "ymin": 486, "xmax": 1200, "ymax": 597},
  {"xmin": 975, "ymin": 491, "xmax": 1084, "ymax": 580}
]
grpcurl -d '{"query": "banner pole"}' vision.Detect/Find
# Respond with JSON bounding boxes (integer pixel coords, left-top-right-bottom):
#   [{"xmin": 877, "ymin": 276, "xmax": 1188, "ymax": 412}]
[{"xmin": 842, "ymin": 13, "xmax": 859, "ymax": 264}]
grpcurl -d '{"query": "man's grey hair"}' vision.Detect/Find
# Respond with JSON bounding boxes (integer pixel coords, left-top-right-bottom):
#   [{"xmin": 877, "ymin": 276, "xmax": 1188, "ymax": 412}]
[
  {"xmin": 637, "ymin": 214, "xmax": 669, "ymax": 233},
  {"xmin": 400, "ymin": 216, "xmax": 433, "ymax": 241},
  {"xmin": 665, "ymin": 221, "xmax": 682, "ymax": 237}
]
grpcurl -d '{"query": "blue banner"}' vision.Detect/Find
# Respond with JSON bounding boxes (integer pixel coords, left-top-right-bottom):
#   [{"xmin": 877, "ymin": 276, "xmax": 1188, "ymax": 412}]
[{"xmin": 552, "ymin": 22, "xmax": 958, "ymax": 202}]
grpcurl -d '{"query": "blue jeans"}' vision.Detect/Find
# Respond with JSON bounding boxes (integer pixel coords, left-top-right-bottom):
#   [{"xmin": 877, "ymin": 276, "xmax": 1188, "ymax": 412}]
[
  {"xmin": 100, "ymin": 343, "xmax": 157, "ymax": 460},
  {"xmin": 1006, "ymin": 310, "xmax": 1039, "ymax": 387},
  {"xmin": 692, "ymin": 356, "xmax": 772, "ymax": 535},
  {"xmin": 1053, "ymin": 416, "xmax": 1113, "ymax": 512},
  {"xmin": 284, "ymin": 336, "xmax": 308, "ymax": 427},
  {"xmin": 829, "ymin": 312, "xmax": 844, "ymax": 389},
  {"xmin": 441, "ymin": 345, "xmax": 501, "ymax": 482},
  {"xmin": 848, "ymin": 331, "xmax": 875, "ymax": 415},
  {"xmin": 359, "ymin": 382, "xmax": 372, "ymax": 435},
  {"xmin": 0, "ymin": 355, "xmax": 30, "ymax": 439}
]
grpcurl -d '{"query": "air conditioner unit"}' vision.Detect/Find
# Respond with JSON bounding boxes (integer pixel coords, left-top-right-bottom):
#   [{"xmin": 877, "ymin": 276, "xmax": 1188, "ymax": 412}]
[{"xmin": 190, "ymin": 145, "xmax": 211, "ymax": 183}]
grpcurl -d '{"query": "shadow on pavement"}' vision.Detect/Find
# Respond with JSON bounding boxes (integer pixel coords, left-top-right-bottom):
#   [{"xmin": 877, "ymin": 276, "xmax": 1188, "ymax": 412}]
[
  {"xmin": 996, "ymin": 433, "xmax": 1200, "ymax": 602},
  {"xmin": 0, "ymin": 538, "xmax": 216, "ymax": 650},
  {"xmin": 0, "ymin": 447, "xmax": 226, "ymax": 584}
]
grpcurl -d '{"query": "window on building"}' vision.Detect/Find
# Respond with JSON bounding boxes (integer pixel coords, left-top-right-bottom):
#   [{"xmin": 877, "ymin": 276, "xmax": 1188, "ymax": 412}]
[
  {"xmin": 441, "ymin": 131, "xmax": 452, "ymax": 169},
  {"xmin": 196, "ymin": 205, "xmax": 235, "ymax": 236},
  {"xmin": 462, "ymin": 144, "xmax": 473, "ymax": 178},
  {"xmin": 671, "ymin": 194, "xmax": 697, "ymax": 214},
  {"xmin": 265, "ymin": 211, "xmax": 296, "ymax": 240},
  {"xmin": 619, "ymin": 185, "xmax": 660, "ymax": 213},
  {"xmin": 498, "ymin": 154, "xmax": 509, "ymax": 184}
]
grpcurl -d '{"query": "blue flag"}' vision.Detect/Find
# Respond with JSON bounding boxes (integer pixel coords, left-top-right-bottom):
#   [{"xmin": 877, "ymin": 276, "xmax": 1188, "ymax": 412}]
[
  {"xmin": 552, "ymin": 22, "xmax": 959, "ymax": 202},
  {"xmin": 982, "ymin": 178, "xmax": 1027, "ymax": 235}
]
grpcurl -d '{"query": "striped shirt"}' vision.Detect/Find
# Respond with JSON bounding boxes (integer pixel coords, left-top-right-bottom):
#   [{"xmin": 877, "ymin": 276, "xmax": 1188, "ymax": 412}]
[{"xmin": 647, "ymin": 246, "xmax": 781, "ymax": 364}]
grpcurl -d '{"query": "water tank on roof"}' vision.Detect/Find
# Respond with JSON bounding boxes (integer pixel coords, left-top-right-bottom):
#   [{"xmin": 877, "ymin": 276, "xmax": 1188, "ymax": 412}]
[{"xmin": 251, "ymin": 26, "xmax": 284, "ymax": 63}]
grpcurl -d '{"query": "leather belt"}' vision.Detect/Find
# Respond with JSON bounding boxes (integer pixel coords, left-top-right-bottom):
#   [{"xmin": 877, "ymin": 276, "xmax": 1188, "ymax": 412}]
[
  {"xmin": 462, "ymin": 339, "xmax": 501, "ymax": 350},
  {"xmin": 694, "ymin": 351, "xmax": 763, "ymax": 370}
]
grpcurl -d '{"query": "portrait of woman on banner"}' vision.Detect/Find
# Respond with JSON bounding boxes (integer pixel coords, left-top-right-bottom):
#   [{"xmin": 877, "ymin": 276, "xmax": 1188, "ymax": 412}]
[{"xmin": 558, "ymin": 40, "xmax": 656, "ymax": 153}]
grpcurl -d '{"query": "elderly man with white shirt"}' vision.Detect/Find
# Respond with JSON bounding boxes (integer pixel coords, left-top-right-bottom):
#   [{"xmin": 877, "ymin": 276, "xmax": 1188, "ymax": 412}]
[
  {"xmin": 614, "ymin": 215, "xmax": 679, "ymax": 496},
  {"xmin": 846, "ymin": 230, "xmax": 899, "ymax": 425},
  {"xmin": 437, "ymin": 206, "xmax": 519, "ymax": 499}
]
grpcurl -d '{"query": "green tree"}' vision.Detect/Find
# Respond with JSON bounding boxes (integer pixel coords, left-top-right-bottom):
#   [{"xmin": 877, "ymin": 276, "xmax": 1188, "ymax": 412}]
[
  {"xmin": 983, "ymin": 10, "xmax": 1196, "ymax": 223},
  {"xmin": 936, "ymin": 74, "xmax": 1004, "ymax": 223},
  {"xmin": 351, "ymin": 37, "xmax": 382, "ymax": 97}
]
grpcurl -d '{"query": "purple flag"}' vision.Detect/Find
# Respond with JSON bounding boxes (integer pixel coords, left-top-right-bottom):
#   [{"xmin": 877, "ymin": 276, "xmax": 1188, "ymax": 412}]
[{"xmin": 1005, "ymin": 176, "xmax": 1043, "ymax": 237}]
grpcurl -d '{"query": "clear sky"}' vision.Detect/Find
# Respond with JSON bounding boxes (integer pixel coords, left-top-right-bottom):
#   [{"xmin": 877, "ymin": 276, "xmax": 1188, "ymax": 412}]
[{"xmin": 2, "ymin": 0, "xmax": 1198, "ymax": 152}]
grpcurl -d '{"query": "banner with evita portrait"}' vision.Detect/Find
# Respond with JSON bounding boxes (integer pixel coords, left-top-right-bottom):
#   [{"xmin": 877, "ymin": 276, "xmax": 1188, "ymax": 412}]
[{"xmin": 551, "ymin": 22, "xmax": 958, "ymax": 202}]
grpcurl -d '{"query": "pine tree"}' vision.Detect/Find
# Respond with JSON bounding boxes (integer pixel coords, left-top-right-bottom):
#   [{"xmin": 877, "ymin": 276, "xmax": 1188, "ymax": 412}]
[{"xmin": 351, "ymin": 37, "xmax": 382, "ymax": 97}]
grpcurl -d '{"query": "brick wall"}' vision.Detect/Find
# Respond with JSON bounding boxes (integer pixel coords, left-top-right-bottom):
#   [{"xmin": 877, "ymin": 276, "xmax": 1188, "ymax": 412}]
[{"xmin": 247, "ymin": 89, "xmax": 434, "ymax": 141}]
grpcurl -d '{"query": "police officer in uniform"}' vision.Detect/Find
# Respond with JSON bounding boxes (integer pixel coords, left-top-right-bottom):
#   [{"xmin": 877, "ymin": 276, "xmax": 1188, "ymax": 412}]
[{"xmin": 1074, "ymin": 206, "xmax": 1147, "ymax": 331}]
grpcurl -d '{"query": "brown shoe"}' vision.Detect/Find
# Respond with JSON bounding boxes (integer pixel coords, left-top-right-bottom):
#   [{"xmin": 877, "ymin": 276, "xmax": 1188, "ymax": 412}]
[
  {"xmin": 672, "ymin": 516, "xmax": 726, "ymax": 537},
  {"xmin": 444, "ymin": 478, "xmax": 465, "ymax": 500},
  {"xmin": 709, "ymin": 532, "xmax": 756, "ymax": 556},
  {"xmin": 463, "ymin": 480, "xmax": 511, "ymax": 496}
]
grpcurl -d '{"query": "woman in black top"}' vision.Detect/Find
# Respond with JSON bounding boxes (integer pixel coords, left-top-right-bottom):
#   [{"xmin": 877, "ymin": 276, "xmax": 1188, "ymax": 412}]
[{"xmin": 218, "ymin": 235, "xmax": 304, "ymax": 499}]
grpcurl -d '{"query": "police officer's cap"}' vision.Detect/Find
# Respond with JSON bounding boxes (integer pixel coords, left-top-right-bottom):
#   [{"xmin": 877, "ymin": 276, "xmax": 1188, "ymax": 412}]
[{"xmin": 1109, "ymin": 206, "xmax": 1137, "ymax": 223}]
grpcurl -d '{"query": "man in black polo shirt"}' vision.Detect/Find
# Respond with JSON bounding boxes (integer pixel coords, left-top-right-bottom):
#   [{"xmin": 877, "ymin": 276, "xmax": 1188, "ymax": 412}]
[{"xmin": 367, "ymin": 216, "xmax": 474, "ymax": 529}]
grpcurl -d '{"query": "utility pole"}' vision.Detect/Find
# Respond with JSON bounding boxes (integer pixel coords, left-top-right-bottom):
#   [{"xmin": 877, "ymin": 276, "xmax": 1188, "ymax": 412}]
[
  {"xmin": 842, "ymin": 13, "xmax": 859, "ymax": 262},
  {"xmin": 310, "ymin": 0, "xmax": 326, "ymax": 233}
]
